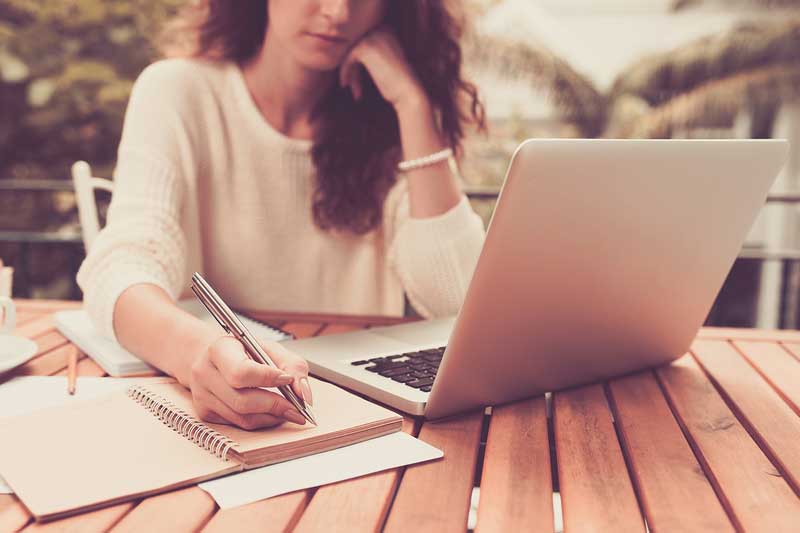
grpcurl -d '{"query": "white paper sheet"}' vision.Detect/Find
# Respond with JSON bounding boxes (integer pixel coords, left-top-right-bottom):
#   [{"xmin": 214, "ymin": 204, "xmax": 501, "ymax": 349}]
[
  {"xmin": 0, "ymin": 376, "xmax": 169, "ymax": 494},
  {"xmin": 199, "ymin": 431, "xmax": 443, "ymax": 509}
]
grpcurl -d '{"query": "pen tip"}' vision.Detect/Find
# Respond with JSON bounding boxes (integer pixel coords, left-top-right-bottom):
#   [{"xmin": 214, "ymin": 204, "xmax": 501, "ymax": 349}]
[{"xmin": 305, "ymin": 406, "xmax": 318, "ymax": 426}]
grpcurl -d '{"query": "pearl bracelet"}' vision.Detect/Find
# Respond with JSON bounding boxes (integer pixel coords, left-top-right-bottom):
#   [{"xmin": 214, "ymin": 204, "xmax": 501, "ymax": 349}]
[{"xmin": 397, "ymin": 147, "xmax": 454, "ymax": 173}]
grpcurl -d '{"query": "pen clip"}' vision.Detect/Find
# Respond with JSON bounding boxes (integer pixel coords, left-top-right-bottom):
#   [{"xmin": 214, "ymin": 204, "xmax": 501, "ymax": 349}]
[{"xmin": 191, "ymin": 284, "xmax": 229, "ymax": 333}]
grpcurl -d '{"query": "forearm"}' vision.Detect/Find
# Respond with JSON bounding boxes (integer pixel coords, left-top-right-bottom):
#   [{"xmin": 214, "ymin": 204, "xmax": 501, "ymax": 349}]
[
  {"xmin": 114, "ymin": 284, "xmax": 218, "ymax": 387},
  {"xmin": 395, "ymin": 97, "xmax": 462, "ymax": 218}
]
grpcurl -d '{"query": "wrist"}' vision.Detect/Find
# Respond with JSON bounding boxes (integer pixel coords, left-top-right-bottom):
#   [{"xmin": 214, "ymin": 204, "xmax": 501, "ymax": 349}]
[{"xmin": 394, "ymin": 87, "xmax": 432, "ymax": 120}]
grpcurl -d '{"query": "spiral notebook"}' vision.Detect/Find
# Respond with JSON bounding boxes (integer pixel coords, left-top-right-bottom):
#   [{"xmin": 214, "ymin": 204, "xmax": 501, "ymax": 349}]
[
  {"xmin": 0, "ymin": 378, "xmax": 402, "ymax": 522},
  {"xmin": 54, "ymin": 299, "xmax": 292, "ymax": 376}
]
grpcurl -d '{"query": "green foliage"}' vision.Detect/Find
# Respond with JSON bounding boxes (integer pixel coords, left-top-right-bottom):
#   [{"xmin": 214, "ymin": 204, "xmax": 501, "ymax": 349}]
[{"xmin": 0, "ymin": 0, "xmax": 183, "ymax": 181}]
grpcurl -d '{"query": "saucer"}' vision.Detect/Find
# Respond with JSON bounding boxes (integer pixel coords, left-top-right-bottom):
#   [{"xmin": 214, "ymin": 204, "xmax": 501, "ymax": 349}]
[{"xmin": 0, "ymin": 334, "xmax": 38, "ymax": 373}]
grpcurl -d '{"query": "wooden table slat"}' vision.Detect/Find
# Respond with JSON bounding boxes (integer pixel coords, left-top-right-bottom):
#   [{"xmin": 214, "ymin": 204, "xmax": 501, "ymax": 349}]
[
  {"xmin": 14, "ymin": 311, "xmax": 43, "ymax": 328},
  {"xmin": 23, "ymin": 503, "xmax": 134, "ymax": 533},
  {"xmin": 202, "ymin": 491, "xmax": 310, "ymax": 533},
  {"xmin": 474, "ymin": 396, "xmax": 553, "ymax": 533},
  {"xmin": 734, "ymin": 341, "xmax": 800, "ymax": 416},
  {"xmin": 606, "ymin": 372, "xmax": 734, "ymax": 532},
  {"xmin": 110, "ymin": 487, "xmax": 216, "ymax": 533},
  {"xmin": 54, "ymin": 354, "xmax": 106, "ymax": 378},
  {"xmin": 28, "ymin": 331, "xmax": 69, "ymax": 357},
  {"xmin": 11, "ymin": 343, "xmax": 78, "ymax": 378},
  {"xmin": 697, "ymin": 326, "xmax": 800, "ymax": 342},
  {"xmin": 11, "ymin": 300, "xmax": 81, "ymax": 312},
  {"xmin": 0, "ymin": 495, "xmax": 31, "ymax": 532},
  {"xmin": 12, "ymin": 315, "xmax": 56, "ymax": 340},
  {"xmin": 384, "ymin": 411, "xmax": 484, "ymax": 533},
  {"xmin": 8, "ymin": 299, "xmax": 800, "ymax": 532},
  {"xmin": 657, "ymin": 355, "xmax": 800, "ymax": 532},
  {"xmin": 553, "ymin": 384, "xmax": 645, "ymax": 532},
  {"xmin": 780, "ymin": 342, "xmax": 800, "ymax": 361},
  {"xmin": 692, "ymin": 340, "xmax": 800, "ymax": 494},
  {"xmin": 294, "ymin": 418, "xmax": 418, "ymax": 533}
]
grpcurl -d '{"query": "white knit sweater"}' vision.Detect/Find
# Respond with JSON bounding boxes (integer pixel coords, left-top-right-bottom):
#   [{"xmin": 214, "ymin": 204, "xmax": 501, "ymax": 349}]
[{"xmin": 77, "ymin": 59, "xmax": 486, "ymax": 341}]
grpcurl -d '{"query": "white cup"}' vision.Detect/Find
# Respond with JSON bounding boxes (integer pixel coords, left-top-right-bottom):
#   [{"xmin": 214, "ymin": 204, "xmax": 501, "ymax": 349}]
[{"xmin": 0, "ymin": 296, "xmax": 15, "ymax": 334}]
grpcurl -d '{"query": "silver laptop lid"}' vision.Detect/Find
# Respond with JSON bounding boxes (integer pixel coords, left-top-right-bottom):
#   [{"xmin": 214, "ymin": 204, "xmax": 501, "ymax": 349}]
[{"xmin": 425, "ymin": 139, "xmax": 788, "ymax": 419}]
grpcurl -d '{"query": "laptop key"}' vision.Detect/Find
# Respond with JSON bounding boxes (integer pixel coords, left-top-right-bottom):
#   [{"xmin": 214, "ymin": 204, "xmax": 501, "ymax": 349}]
[
  {"xmin": 412, "ymin": 371, "xmax": 430, "ymax": 379},
  {"xmin": 406, "ymin": 377, "xmax": 434, "ymax": 388},
  {"xmin": 379, "ymin": 367, "xmax": 411, "ymax": 377},
  {"xmin": 420, "ymin": 386, "xmax": 432, "ymax": 392},
  {"xmin": 391, "ymin": 374, "xmax": 417, "ymax": 383},
  {"xmin": 365, "ymin": 366, "xmax": 381, "ymax": 372},
  {"xmin": 351, "ymin": 360, "xmax": 370, "ymax": 366}
]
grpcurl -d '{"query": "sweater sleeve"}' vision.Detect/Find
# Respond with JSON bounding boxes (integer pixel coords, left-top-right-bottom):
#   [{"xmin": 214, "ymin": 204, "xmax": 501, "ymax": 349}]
[
  {"xmin": 385, "ymin": 180, "xmax": 486, "ymax": 318},
  {"xmin": 76, "ymin": 61, "xmax": 192, "ymax": 341}
]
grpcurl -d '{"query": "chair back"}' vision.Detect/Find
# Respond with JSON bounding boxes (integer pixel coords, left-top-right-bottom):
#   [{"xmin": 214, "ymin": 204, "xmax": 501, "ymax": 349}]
[
  {"xmin": 71, "ymin": 161, "xmax": 114, "ymax": 252},
  {"xmin": 0, "ymin": 258, "xmax": 12, "ymax": 298}
]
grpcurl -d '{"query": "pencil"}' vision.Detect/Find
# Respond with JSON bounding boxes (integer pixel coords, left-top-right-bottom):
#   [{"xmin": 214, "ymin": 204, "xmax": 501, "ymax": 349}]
[{"xmin": 67, "ymin": 348, "xmax": 78, "ymax": 395}]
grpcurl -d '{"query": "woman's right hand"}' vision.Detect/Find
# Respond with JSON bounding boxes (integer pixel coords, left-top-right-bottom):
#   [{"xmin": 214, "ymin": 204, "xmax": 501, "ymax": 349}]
[{"xmin": 189, "ymin": 335, "xmax": 311, "ymax": 429}]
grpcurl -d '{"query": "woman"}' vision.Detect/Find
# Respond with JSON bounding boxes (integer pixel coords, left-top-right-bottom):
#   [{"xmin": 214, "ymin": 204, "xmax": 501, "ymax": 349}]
[{"xmin": 77, "ymin": 0, "xmax": 486, "ymax": 429}]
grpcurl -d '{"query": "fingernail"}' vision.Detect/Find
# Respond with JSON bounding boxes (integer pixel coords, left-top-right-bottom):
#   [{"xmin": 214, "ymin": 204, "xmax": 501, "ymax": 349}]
[
  {"xmin": 275, "ymin": 373, "xmax": 294, "ymax": 386},
  {"xmin": 300, "ymin": 377, "xmax": 313, "ymax": 406},
  {"xmin": 284, "ymin": 408, "xmax": 306, "ymax": 425}
]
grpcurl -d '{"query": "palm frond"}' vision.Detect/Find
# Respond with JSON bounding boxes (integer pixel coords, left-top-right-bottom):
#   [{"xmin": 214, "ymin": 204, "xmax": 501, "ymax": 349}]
[
  {"xmin": 609, "ymin": 19, "xmax": 800, "ymax": 106},
  {"xmin": 608, "ymin": 63, "xmax": 800, "ymax": 138},
  {"xmin": 463, "ymin": 31, "xmax": 607, "ymax": 137}
]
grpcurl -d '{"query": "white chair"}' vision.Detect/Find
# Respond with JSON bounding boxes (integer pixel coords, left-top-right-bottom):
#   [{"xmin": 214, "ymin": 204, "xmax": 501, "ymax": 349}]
[
  {"xmin": 71, "ymin": 161, "xmax": 114, "ymax": 252},
  {"xmin": 0, "ymin": 258, "xmax": 12, "ymax": 298}
]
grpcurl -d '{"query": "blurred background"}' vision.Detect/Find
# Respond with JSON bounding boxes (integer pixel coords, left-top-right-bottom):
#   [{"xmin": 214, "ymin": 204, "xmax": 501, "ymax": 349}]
[{"xmin": 1, "ymin": 0, "xmax": 800, "ymax": 328}]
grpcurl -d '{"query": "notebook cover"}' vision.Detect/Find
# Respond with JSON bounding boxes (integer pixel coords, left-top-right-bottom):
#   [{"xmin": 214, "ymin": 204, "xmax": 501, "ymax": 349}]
[{"xmin": 0, "ymin": 378, "xmax": 401, "ymax": 521}]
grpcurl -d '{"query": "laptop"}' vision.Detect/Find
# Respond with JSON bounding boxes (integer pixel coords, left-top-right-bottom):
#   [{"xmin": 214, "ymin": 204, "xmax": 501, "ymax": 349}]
[{"xmin": 281, "ymin": 139, "xmax": 788, "ymax": 419}]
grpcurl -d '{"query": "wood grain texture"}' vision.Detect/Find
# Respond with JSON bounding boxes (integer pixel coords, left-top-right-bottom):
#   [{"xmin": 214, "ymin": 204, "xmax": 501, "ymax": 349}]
[
  {"xmin": 692, "ymin": 340, "xmax": 800, "ymax": 494},
  {"xmin": 202, "ymin": 491, "xmax": 309, "ymax": 533},
  {"xmin": 734, "ymin": 341, "xmax": 800, "ymax": 415},
  {"xmin": 23, "ymin": 503, "xmax": 134, "ymax": 533},
  {"xmin": 475, "ymin": 396, "xmax": 553, "ymax": 533},
  {"xmin": 384, "ymin": 411, "xmax": 484, "ymax": 533},
  {"xmin": 657, "ymin": 355, "xmax": 800, "ymax": 532},
  {"xmin": 0, "ymin": 495, "xmax": 30, "ymax": 532},
  {"xmin": 110, "ymin": 487, "xmax": 216, "ymax": 533},
  {"xmin": 554, "ymin": 384, "xmax": 645, "ymax": 533},
  {"xmin": 606, "ymin": 372, "xmax": 733, "ymax": 532},
  {"xmin": 294, "ymin": 418, "xmax": 418, "ymax": 533}
]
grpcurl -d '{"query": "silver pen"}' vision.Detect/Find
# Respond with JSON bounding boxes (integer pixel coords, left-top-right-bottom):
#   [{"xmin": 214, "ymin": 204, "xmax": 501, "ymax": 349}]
[{"xmin": 190, "ymin": 272, "xmax": 317, "ymax": 426}]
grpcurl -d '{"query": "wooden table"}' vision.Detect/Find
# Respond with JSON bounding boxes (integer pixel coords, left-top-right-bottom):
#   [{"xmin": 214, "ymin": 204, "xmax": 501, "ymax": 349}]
[{"xmin": 2, "ymin": 299, "xmax": 800, "ymax": 532}]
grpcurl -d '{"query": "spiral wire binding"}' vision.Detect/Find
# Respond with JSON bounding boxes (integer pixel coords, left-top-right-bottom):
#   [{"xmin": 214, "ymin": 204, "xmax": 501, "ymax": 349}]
[{"xmin": 128, "ymin": 385, "xmax": 238, "ymax": 460}]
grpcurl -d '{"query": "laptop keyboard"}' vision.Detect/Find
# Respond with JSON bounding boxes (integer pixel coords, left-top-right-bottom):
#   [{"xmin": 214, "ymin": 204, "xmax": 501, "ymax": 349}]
[{"xmin": 350, "ymin": 346, "xmax": 446, "ymax": 393}]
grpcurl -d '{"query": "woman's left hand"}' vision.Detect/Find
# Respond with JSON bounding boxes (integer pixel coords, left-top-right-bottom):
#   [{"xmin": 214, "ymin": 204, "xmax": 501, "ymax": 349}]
[{"xmin": 339, "ymin": 27, "xmax": 428, "ymax": 112}]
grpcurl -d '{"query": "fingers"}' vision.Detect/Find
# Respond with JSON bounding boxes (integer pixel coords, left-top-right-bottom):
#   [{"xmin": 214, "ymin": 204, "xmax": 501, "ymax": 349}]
[
  {"xmin": 192, "ymin": 384, "xmax": 293, "ymax": 430},
  {"xmin": 209, "ymin": 336, "xmax": 294, "ymax": 389},
  {"xmin": 258, "ymin": 340, "xmax": 312, "ymax": 405},
  {"xmin": 339, "ymin": 49, "xmax": 363, "ymax": 101},
  {"xmin": 202, "ymin": 361, "xmax": 305, "ymax": 423}
]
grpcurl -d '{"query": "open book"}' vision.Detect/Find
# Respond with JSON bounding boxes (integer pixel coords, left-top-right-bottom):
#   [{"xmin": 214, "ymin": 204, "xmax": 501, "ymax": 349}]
[
  {"xmin": 0, "ymin": 378, "xmax": 402, "ymax": 522},
  {"xmin": 54, "ymin": 299, "xmax": 292, "ymax": 376}
]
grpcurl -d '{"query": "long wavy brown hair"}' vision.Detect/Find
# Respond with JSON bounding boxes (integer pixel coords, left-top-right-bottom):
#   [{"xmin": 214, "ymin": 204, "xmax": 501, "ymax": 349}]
[{"xmin": 162, "ymin": 0, "xmax": 485, "ymax": 234}]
